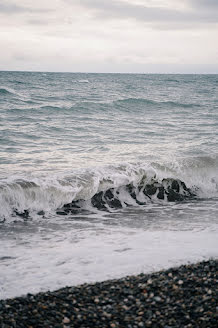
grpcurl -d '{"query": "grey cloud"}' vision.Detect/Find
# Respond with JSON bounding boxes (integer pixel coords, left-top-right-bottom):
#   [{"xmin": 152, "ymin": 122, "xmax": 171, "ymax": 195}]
[
  {"xmin": 190, "ymin": 0, "xmax": 218, "ymax": 8},
  {"xmin": 0, "ymin": 0, "xmax": 52, "ymax": 14},
  {"xmin": 27, "ymin": 19, "xmax": 48, "ymax": 26},
  {"xmin": 0, "ymin": 2, "xmax": 27, "ymax": 13},
  {"xmin": 70, "ymin": 0, "xmax": 218, "ymax": 26}
]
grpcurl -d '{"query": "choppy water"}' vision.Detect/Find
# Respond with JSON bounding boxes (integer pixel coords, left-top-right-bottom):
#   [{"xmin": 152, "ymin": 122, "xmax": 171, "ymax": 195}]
[{"xmin": 0, "ymin": 72, "xmax": 218, "ymax": 299}]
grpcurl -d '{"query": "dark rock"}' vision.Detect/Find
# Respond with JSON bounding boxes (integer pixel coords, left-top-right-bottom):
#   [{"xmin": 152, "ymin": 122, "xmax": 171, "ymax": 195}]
[
  {"xmin": 63, "ymin": 201, "xmax": 81, "ymax": 210},
  {"xmin": 105, "ymin": 189, "xmax": 114, "ymax": 200},
  {"xmin": 143, "ymin": 184, "xmax": 157, "ymax": 196},
  {"xmin": 37, "ymin": 210, "xmax": 45, "ymax": 216},
  {"xmin": 171, "ymin": 179, "xmax": 180, "ymax": 192},
  {"xmin": 91, "ymin": 191, "xmax": 107, "ymax": 210},
  {"xmin": 14, "ymin": 209, "xmax": 29, "ymax": 219},
  {"xmin": 105, "ymin": 190, "xmax": 122, "ymax": 209},
  {"xmin": 108, "ymin": 197, "xmax": 122, "ymax": 209},
  {"xmin": 56, "ymin": 211, "xmax": 68, "ymax": 216},
  {"xmin": 157, "ymin": 186, "xmax": 165, "ymax": 200},
  {"xmin": 167, "ymin": 189, "xmax": 184, "ymax": 202}
]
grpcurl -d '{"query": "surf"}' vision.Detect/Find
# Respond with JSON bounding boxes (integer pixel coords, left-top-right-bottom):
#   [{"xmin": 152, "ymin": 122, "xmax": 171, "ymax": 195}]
[{"xmin": 0, "ymin": 157, "xmax": 217, "ymax": 222}]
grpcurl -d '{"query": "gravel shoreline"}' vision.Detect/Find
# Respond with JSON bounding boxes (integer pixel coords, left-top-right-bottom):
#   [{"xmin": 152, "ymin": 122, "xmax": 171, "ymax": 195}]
[{"xmin": 0, "ymin": 260, "xmax": 217, "ymax": 328}]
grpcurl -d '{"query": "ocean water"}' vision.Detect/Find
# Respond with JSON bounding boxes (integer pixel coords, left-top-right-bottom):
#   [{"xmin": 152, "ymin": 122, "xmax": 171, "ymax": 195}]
[{"xmin": 0, "ymin": 71, "xmax": 218, "ymax": 299}]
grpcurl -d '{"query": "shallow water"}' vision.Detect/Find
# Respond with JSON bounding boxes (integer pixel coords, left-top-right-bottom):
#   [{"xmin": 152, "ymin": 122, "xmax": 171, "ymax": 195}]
[{"xmin": 0, "ymin": 72, "xmax": 217, "ymax": 299}]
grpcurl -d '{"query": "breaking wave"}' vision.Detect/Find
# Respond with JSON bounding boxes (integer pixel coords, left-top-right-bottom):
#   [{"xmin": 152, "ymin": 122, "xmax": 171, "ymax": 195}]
[{"xmin": 0, "ymin": 156, "xmax": 217, "ymax": 223}]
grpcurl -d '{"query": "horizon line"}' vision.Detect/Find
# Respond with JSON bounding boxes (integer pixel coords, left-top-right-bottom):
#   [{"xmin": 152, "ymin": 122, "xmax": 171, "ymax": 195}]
[{"xmin": 0, "ymin": 69, "xmax": 218, "ymax": 75}]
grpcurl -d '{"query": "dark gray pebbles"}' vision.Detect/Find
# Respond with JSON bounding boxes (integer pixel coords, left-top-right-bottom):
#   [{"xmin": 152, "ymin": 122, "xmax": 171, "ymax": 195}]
[{"xmin": 0, "ymin": 260, "xmax": 217, "ymax": 328}]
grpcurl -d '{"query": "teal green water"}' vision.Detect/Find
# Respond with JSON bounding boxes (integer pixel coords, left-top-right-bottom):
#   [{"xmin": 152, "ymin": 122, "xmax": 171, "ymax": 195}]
[{"xmin": 0, "ymin": 72, "xmax": 217, "ymax": 175}]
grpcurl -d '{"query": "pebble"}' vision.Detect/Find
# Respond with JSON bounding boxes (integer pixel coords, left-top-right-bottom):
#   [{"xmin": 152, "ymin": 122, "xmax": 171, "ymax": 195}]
[
  {"xmin": 0, "ymin": 260, "xmax": 217, "ymax": 327},
  {"xmin": 154, "ymin": 296, "xmax": 162, "ymax": 302},
  {"xmin": 63, "ymin": 317, "xmax": 70, "ymax": 324}
]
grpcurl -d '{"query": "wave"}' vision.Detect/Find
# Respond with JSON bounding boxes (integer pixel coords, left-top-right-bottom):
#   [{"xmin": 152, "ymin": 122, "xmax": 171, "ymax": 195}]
[
  {"xmin": 9, "ymin": 80, "xmax": 26, "ymax": 85},
  {"xmin": 39, "ymin": 105, "xmax": 63, "ymax": 111},
  {"xmin": 0, "ymin": 176, "xmax": 195, "ymax": 222},
  {"xmin": 56, "ymin": 178, "xmax": 196, "ymax": 216},
  {"xmin": 0, "ymin": 87, "xmax": 14, "ymax": 96},
  {"xmin": 71, "ymin": 80, "xmax": 89, "ymax": 84},
  {"xmin": 78, "ymin": 79, "xmax": 89, "ymax": 83},
  {"xmin": 0, "ymin": 157, "xmax": 217, "ymax": 222},
  {"xmin": 0, "ymin": 87, "xmax": 25, "ymax": 99},
  {"xmin": 165, "ymin": 78, "xmax": 180, "ymax": 83},
  {"xmin": 114, "ymin": 98, "xmax": 200, "ymax": 109}
]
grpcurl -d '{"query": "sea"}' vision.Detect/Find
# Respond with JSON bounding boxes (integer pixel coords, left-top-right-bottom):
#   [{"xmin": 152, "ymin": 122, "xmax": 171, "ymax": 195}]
[{"xmin": 0, "ymin": 71, "xmax": 218, "ymax": 300}]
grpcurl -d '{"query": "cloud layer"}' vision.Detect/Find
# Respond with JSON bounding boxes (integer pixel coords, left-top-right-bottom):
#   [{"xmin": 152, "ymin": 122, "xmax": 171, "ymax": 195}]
[
  {"xmin": 71, "ymin": 0, "xmax": 218, "ymax": 26},
  {"xmin": 0, "ymin": 0, "xmax": 217, "ymax": 72}
]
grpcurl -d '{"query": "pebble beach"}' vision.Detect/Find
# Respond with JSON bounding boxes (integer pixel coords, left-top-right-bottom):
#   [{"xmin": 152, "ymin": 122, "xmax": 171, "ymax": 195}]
[{"xmin": 0, "ymin": 260, "xmax": 217, "ymax": 328}]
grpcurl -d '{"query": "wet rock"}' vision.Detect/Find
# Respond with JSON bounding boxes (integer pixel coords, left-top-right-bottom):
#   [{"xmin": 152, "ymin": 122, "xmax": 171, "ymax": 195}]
[
  {"xmin": 56, "ymin": 211, "xmax": 68, "ymax": 216},
  {"xmin": 143, "ymin": 184, "xmax": 157, "ymax": 196},
  {"xmin": 14, "ymin": 209, "xmax": 29, "ymax": 219},
  {"xmin": 167, "ymin": 189, "xmax": 184, "ymax": 201},
  {"xmin": 91, "ymin": 191, "xmax": 107, "ymax": 210},
  {"xmin": 157, "ymin": 186, "xmax": 165, "ymax": 200},
  {"xmin": 37, "ymin": 210, "xmax": 45, "ymax": 216},
  {"xmin": 91, "ymin": 189, "xmax": 122, "ymax": 210}
]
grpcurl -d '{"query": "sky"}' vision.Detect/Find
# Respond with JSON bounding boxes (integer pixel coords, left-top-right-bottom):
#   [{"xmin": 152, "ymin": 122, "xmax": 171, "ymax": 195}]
[{"xmin": 0, "ymin": 0, "xmax": 218, "ymax": 73}]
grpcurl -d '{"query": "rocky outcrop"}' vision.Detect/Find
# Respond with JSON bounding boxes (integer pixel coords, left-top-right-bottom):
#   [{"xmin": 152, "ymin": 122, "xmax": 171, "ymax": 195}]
[{"xmin": 57, "ymin": 178, "xmax": 196, "ymax": 214}]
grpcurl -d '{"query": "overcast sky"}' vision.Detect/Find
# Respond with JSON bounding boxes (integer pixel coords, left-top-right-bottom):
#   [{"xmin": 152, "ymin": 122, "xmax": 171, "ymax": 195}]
[{"xmin": 0, "ymin": 0, "xmax": 217, "ymax": 73}]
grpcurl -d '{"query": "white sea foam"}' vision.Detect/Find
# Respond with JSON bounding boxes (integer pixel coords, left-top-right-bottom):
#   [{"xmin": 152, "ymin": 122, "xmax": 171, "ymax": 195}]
[{"xmin": 1, "ymin": 226, "xmax": 217, "ymax": 299}]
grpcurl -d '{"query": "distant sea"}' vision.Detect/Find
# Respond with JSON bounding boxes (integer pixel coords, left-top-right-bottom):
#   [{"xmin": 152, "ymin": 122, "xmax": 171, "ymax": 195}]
[{"xmin": 0, "ymin": 71, "xmax": 217, "ymax": 299}]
